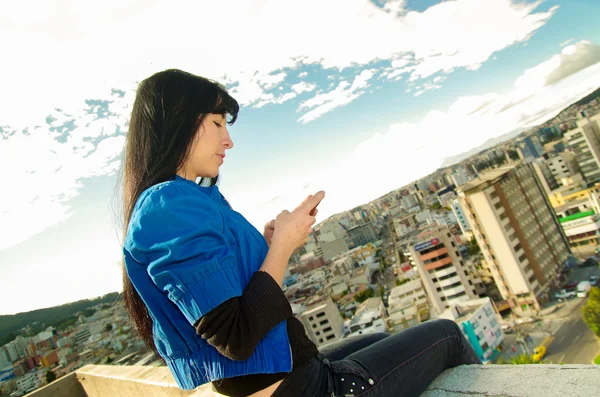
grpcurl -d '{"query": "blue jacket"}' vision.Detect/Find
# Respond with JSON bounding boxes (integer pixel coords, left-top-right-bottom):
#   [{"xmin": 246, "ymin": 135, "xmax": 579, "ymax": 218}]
[{"xmin": 123, "ymin": 175, "xmax": 292, "ymax": 390}]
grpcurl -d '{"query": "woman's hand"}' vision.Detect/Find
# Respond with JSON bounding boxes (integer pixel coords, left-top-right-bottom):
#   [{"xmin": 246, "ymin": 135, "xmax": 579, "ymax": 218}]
[
  {"xmin": 263, "ymin": 219, "xmax": 276, "ymax": 246},
  {"xmin": 271, "ymin": 191, "xmax": 325, "ymax": 254}
]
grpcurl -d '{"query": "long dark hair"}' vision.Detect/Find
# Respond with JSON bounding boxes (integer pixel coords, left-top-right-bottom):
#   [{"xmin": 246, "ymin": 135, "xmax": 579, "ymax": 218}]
[{"xmin": 121, "ymin": 69, "xmax": 239, "ymax": 357}]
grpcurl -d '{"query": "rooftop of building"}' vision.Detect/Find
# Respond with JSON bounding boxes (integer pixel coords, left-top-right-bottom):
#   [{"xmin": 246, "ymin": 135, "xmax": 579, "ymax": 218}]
[
  {"xmin": 457, "ymin": 166, "xmax": 514, "ymax": 193},
  {"xmin": 389, "ymin": 279, "xmax": 423, "ymax": 298},
  {"xmin": 354, "ymin": 297, "xmax": 383, "ymax": 315},
  {"xmin": 29, "ymin": 363, "xmax": 600, "ymax": 397}
]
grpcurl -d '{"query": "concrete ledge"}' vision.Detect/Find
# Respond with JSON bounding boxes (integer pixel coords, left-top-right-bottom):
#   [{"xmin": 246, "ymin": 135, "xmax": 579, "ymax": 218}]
[
  {"xmin": 422, "ymin": 364, "xmax": 600, "ymax": 397},
  {"xmin": 22, "ymin": 363, "xmax": 598, "ymax": 397},
  {"xmin": 74, "ymin": 365, "xmax": 217, "ymax": 397},
  {"xmin": 24, "ymin": 372, "xmax": 86, "ymax": 397}
]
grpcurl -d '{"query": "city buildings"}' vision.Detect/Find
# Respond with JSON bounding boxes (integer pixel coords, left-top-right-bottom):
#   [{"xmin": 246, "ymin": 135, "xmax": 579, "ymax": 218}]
[
  {"xmin": 408, "ymin": 226, "xmax": 483, "ymax": 316},
  {"xmin": 458, "ymin": 164, "xmax": 572, "ymax": 315},
  {"xmin": 439, "ymin": 297, "xmax": 504, "ymax": 363},
  {"xmin": 299, "ymin": 298, "xmax": 344, "ymax": 347},
  {"xmin": 564, "ymin": 115, "xmax": 600, "ymax": 185}
]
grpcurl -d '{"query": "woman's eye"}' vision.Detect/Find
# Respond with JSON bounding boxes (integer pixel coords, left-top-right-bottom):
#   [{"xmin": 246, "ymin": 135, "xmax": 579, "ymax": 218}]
[{"xmin": 214, "ymin": 121, "xmax": 222, "ymax": 128}]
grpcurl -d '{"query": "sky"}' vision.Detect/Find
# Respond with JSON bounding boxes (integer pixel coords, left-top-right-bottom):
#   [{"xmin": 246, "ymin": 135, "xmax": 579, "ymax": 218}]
[{"xmin": 1, "ymin": 0, "xmax": 600, "ymax": 315}]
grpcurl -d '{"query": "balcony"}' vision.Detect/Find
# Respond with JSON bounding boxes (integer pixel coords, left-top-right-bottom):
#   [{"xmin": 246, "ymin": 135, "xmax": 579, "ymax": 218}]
[
  {"xmin": 424, "ymin": 256, "xmax": 453, "ymax": 271},
  {"xmin": 421, "ymin": 247, "xmax": 449, "ymax": 262},
  {"xmin": 25, "ymin": 363, "xmax": 600, "ymax": 397}
]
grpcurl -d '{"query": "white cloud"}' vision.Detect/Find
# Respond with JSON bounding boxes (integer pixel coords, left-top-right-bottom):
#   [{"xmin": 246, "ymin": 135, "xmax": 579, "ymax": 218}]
[
  {"xmin": 560, "ymin": 38, "xmax": 575, "ymax": 47},
  {"xmin": 292, "ymin": 82, "xmax": 316, "ymax": 94},
  {"xmin": 0, "ymin": 92, "xmax": 130, "ymax": 250},
  {"xmin": 298, "ymin": 72, "xmax": 308, "ymax": 78},
  {"xmin": 297, "ymin": 70, "xmax": 375, "ymax": 123},
  {"xmin": 0, "ymin": 0, "xmax": 557, "ymax": 129}
]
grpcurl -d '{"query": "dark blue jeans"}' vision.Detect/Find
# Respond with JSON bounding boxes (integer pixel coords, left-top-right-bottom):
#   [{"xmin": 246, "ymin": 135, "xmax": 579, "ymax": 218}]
[{"xmin": 272, "ymin": 319, "xmax": 482, "ymax": 397}]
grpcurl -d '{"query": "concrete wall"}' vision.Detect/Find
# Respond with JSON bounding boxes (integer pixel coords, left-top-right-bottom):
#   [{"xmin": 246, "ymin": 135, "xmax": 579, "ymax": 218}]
[
  {"xmin": 75, "ymin": 365, "xmax": 217, "ymax": 397},
  {"xmin": 26, "ymin": 363, "xmax": 600, "ymax": 397},
  {"xmin": 25, "ymin": 372, "xmax": 86, "ymax": 397}
]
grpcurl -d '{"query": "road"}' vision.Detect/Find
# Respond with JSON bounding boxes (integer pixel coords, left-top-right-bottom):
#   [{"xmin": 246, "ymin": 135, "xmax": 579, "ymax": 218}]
[
  {"xmin": 541, "ymin": 263, "xmax": 600, "ymax": 364},
  {"xmin": 544, "ymin": 299, "xmax": 598, "ymax": 364}
]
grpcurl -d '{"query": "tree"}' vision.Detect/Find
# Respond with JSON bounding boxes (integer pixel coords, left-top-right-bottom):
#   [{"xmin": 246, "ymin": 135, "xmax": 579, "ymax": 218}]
[
  {"xmin": 354, "ymin": 288, "xmax": 375, "ymax": 304},
  {"xmin": 45, "ymin": 370, "xmax": 56, "ymax": 384},
  {"xmin": 582, "ymin": 286, "xmax": 600, "ymax": 337},
  {"xmin": 510, "ymin": 354, "xmax": 538, "ymax": 365},
  {"xmin": 396, "ymin": 278, "xmax": 409, "ymax": 287},
  {"xmin": 105, "ymin": 323, "xmax": 113, "ymax": 332}
]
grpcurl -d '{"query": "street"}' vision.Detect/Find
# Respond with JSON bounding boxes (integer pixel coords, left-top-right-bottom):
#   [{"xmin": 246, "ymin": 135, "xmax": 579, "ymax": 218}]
[
  {"xmin": 544, "ymin": 298, "xmax": 598, "ymax": 364},
  {"xmin": 495, "ymin": 262, "xmax": 600, "ymax": 364}
]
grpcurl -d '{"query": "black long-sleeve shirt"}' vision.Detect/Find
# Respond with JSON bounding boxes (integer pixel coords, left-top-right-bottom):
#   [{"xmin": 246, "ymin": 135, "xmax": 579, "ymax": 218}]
[{"xmin": 194, "ymin": 271, "xmax": 319, "ymax": 397}]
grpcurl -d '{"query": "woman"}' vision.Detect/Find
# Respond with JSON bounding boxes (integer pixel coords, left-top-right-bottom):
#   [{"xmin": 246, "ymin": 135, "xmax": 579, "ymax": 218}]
[{"xmin": 122, "ymin": 69, "xmax": 481, "ymax": 397}]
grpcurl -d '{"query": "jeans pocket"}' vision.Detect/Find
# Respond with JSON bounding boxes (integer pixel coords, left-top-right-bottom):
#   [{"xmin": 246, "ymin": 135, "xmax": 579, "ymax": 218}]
[{"xmin": 331, "ymin": 360, "xmax": 377, "ymax": 395}]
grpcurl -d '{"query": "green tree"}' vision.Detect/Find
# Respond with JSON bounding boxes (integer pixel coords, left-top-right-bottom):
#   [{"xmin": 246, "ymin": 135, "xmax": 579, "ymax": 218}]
[
  {"xmin": 510, "ymin": 354, "xmax": 537, "ymax": 365},
  {"xmin": 105, "ymin": 356, "xmax": 114, "ymax": 364},
  {"xmin": 582, "ymin": 286, "xmax": 600, "ymax": 337},
  {"xmin": 354, "ymin": 288, "xmax": 375, "ymax": 304},
  {"xmin": 105, "ymin": 323, "xmax": 113, "ymax": 332},
  {"xmin": 396, "ymin": 278, "xmax": 409, "ymax": 287},
  {"xmin": 45, "ymin": 370, "xmax": 56, "ymax": 384}
]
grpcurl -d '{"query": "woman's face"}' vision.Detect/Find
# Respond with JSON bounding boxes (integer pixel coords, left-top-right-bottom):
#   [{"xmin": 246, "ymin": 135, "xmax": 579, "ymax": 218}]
[{"xmin": 178, "ymin": 113, "xmax": 234, "ymax": 180}]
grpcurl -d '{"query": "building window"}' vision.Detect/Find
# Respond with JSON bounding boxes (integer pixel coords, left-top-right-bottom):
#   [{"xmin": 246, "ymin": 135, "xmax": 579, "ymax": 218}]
[
  {"xmin": 316, "ymin": 312, "xmax": 326, "ymax": 318},
  {"xmin": 320, "ymin": 319, "xmax": 329, "ymax": 326},
  {"xmin": 323, "ymin": 326, "xmax": 332, "ymax": 333},
  {"xmin": 308, "ymin": 316, "xmax": 314, "ymax": 321},
  {"xmin": 319, "ymin": 339, "xmax": 324, "ymax": 343},
  {"xmin": 315, "ymin": 331, "xmax": 320, "ymax": 336},
  {"xmin": 326, "ymin": 334, "xmax": 336, "ymax": 341}
]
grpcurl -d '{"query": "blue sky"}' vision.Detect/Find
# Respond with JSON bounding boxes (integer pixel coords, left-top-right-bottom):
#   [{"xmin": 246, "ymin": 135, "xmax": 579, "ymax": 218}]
[{"xmin": 2, "ymin": 0, "xmax": 600, "ymax": 315}]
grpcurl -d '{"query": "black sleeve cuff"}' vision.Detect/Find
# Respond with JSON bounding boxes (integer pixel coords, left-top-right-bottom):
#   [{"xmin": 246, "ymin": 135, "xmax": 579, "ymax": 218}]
[{"xmin": 242, "ymin": 271, "xmax": 293, "ymax": 335}]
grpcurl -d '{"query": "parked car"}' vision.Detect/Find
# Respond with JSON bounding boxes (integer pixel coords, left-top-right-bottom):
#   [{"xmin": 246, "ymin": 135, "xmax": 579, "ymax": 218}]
[
  {"xmin": 577, "ymin": 281, "xmax": 592, "ymax": 298},
  {"xmin": 590, "ymin": 276, "xmax": 599, "ymax": 286},
  {"xmin": 555, "ymin": 289, "xmax": 577, "ymax": 300},
  {"xmin": 579, "ymin": 257, "xmax": 598, "ymax": 268},
  {"xmin": 562, "ymin": 282, "xmax": 578, "ymax": 292}
]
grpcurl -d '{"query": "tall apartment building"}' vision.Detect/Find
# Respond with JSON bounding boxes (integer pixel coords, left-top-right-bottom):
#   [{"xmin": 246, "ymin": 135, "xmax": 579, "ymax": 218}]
[
  {"xmin": 564, "ymin": 115, "xmax": 600, "ymax": 185},
  {"xmin": 409, "ymin": 226, "xmax": 483, "ymax": 316},
  {"xmin": 458, "ymin": 164, "xmax": 571, "ymax": 315},
  {"xmin": 299, "ymin": 298, "xmax": 344, "ymax": 347}
]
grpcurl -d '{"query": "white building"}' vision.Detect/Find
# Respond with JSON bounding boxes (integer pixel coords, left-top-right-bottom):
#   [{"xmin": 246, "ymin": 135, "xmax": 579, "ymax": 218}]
[
  {"xmin": 347, "ymin": 297, "xmax": 387, "ymax": 337},
  {"xmin": 386, "ymin": 279, "xmax": 430, "ymax": 332},
  {"xmin": 299, "ymin": 298, "xmax": 345, "ymax": 347},
  {"xmin": 439, "ymin": 297, "xmax": 504, "ymax": 363}
]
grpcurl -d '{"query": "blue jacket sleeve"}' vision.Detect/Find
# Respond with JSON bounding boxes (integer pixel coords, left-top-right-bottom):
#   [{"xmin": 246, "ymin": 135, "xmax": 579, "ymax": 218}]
[{"xmin": 126, "ymin": 183, "xmax": 242, "ymax": 327}]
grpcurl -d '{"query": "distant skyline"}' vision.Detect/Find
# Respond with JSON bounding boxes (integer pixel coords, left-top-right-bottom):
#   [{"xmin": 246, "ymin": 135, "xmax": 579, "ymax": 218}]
[{"xmin": 2, "ymin": 0, "xmax": 600, "ymax": 315}]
